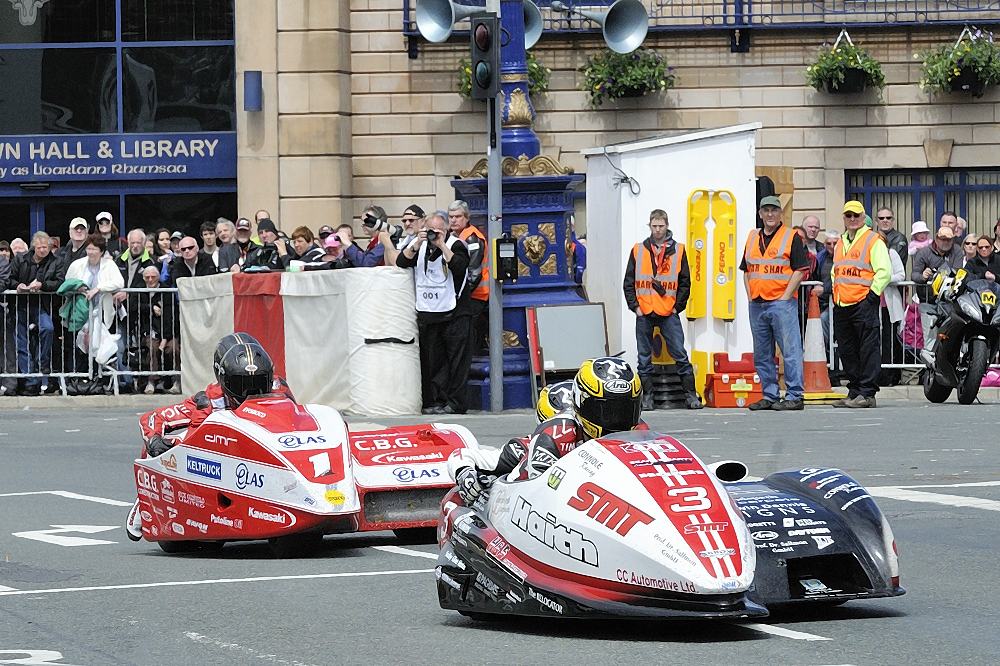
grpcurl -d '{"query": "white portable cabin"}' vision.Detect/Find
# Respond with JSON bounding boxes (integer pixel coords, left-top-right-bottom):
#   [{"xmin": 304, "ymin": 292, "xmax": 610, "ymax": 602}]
[{"xmin": 582, "ymin": 123, "xmax": 762, "ymax": 370}]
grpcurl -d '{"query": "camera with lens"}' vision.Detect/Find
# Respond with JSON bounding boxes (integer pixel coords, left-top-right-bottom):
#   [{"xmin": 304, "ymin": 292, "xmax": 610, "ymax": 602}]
[
  {"xmin": 362, "ymin": 212, "xmax": 403, "ymax": 239},
  {"xmin": 425, "ymin": 229, "xmax": 439, "ymax": 243}
]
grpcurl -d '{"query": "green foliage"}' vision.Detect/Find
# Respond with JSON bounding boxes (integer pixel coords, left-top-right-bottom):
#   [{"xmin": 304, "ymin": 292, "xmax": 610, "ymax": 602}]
[
  {"xmin": 804, "ymin": 40, "xmax": 885, "ymax": 91},
  {"xmin": 457, "ymin": 51, "xmax": 550, "ymax": 100},
  {"xmin": 918, "ymin": 30, "xmax": 1000, "ymax": 94},
  {"xmin": 578, "ymin": 47, "xmax": 675, "ymax": 108}
]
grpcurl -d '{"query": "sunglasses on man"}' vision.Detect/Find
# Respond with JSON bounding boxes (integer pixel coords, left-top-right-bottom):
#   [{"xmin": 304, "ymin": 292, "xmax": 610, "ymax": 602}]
[{"xmin": 844, "ymin": 212, "xmax": 863, "ymax": 219}]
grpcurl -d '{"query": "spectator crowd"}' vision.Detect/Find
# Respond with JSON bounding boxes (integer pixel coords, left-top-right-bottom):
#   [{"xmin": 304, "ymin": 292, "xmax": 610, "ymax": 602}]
[{"xmin": 0, "ymin": 202, "xmax": 540, "ymax": 412}]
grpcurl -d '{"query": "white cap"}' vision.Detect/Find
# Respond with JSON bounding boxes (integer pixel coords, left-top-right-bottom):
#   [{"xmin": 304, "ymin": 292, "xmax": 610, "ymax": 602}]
[
  {"xmin": 911, "ymin": 221, "xmax": 930, "ymax": 237},
  {"xmin": 96, "ymin": 211, "xmax": 113, "ymax": 223},
  {"xmin": 69, "ymin": 217, "xmax": 88, "ymax": 230}
]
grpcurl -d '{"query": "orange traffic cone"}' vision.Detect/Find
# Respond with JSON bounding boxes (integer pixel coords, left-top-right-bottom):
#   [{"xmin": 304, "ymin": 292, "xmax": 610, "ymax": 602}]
[{"xmin": 802, "ymin": 291, "xmax": 843, "ymax": 401}]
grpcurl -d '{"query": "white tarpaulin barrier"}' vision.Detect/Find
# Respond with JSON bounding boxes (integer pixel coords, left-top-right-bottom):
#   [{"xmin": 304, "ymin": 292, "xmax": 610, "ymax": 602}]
[{"xmin": 179, "ymin": 268, "xmax": 421, "ymax": 416}]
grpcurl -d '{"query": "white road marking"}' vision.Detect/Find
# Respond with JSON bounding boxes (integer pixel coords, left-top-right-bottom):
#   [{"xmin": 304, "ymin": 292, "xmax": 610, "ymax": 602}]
[
  {"xmin": 867, "ymin": 487, "xmax": 1000, "ymax": 512},
  {"xmin": 12, "ymin": 525, "xmax": 118, "ymax": 547},
  {"xmin": 0, "ymin": 585, "xmax": 18, "ymax": 592},
  {"xmin": 889, "ymin": 480, "xmax": 1000, "ymax": 489},
  {"xmin": 185, "ymin": 632, "xmax": 321, "ymax": 666},
  {"xmin": 0, "ymin": 568, "xmax": 433, "ymax": 597},
  {"xmin": 0, "ymin": 490, "xmax": 132, "ymax": 507},
  {"xmin": 374, "ymin": 545, "xmax": 439, "ymax": 560},
  {"xmin": 740, "ymin": 622, "xmax": 833, "ymax": 641},
  {"xmin": 65, "ymin": 429, "xmax": 80, "ymax": 433}
]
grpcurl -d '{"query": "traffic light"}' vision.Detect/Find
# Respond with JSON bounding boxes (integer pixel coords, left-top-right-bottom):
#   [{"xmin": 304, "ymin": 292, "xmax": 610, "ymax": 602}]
[{"xmin": 469, "ymin": 14, "xmax": 501, "ymax": 99}]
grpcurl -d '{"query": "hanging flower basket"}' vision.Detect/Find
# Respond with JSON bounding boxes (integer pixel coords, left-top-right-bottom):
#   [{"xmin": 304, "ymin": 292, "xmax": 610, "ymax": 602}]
[
  {"xmin": 805, "ymin": 29, "xmax": 885, "ymax": 94},
  {"xmin": 918, "ymin": 25, "xmax": 1000, "ymax": 98},
  {"xmin": 579, "ymin": 47, "xmax": 675, "ymax": 108}
]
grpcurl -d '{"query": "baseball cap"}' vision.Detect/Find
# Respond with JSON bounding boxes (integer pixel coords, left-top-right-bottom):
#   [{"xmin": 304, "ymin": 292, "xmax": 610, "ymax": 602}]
[
  {"xmin": 843, "ymin": 201, "xmax": 866, "ymax": 216},
  {"xmin": 403, "ymin": 204, "xmax": 425, "ymax": 218},
  {"xmin": 759, "ymin": 196, "xmax": 782, "ymax": 208},
  {"xmin": 936, "ymin": 226, "xmax": 955, "ymax": 239},
  {"xmin": 323, "ymin": 235, "xmax": 342, "ymax": 249},
  {"xmin": 318, "ymin": 225, "xmax": 335, "ymax": 239},
  {"xmin": 69, "ymin": 217, "xmax": 88, "ymax": 230},
  {"xmin": 911, "ymin": 221, "xmax": 930, "ymax": 237},
  {"xmin": 96, "ymin": 211, "xmax": 113, "ymax": 223},
  {"xmin": 170, "ymin": 231, "xmax": 184, "ymax": 240},
  {"xmin": 236, "ymin": 219, "xmax": 252, "ymax": 231},
  {"xmin": 257, "ymin": 218, "xmax": 277, "ymax": 234}
]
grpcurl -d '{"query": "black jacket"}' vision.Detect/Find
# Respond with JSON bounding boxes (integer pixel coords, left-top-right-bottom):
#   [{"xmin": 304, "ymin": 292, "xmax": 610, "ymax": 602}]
[
  {"xmin": 132, "ymin": 289, "xmax": 179, "ymax": 341},
  {"xmin": 883, "ymin": 228, "xmax": 908, "ymax": 269},
  {"xmin": 623, "ymin": 237, "xmax": 691, "ymax": 314},
  {"xmin": 116, "ymin": 249, "xmax": 156, "ymax": 290},
  {"xmin": 217, "ymin": 243, "xmax": 241, "ymax": 272},
  {"xmin": 56, "ymin": 243, "xmax": 87, "ymax": 273},
  {"xmin": 9, "ymin": 251, "xmax": 64, "ymax": 310},
  {"xmin": 246, "ymin": 240, "xmax": 292, "ymax": 271},
  {"xmin": 965, "ymin": 254, "xmax": 1000, "ymax": 281},
  {"xmin": 165, "ymin": 251, "xmax": 218, "ymax": 285}
]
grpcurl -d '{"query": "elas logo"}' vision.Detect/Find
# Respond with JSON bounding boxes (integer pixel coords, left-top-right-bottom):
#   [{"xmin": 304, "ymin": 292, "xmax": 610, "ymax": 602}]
[
  {"xmin": 392, "ymin": 467, "xmax": 441, "ymax": 483},
  {"xmin": 278, "ymin": 434, "xmax": 327, "ymax": 449},
  {"xmin": 567, "ymin": 482, "xmax": 653, "ymax": 537}
]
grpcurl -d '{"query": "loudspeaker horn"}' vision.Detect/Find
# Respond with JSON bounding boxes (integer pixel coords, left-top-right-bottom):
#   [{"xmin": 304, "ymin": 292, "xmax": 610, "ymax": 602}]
[
  {"xmin": 550, "ymin": 0, "xmax": 648, "ymax": 54},
  {"xmin": 523, "ymin": 1, "xmax": 542, "ymax": 49},
  {"xmin": 415, "ymin": 0, "xmax": 482, "ymax": 43}
]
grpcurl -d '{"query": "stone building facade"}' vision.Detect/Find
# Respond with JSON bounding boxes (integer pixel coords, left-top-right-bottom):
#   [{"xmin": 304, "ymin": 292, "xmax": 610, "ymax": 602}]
[{"xmin": 242, "ymin": 2, "xmax": 1000, "ymax": 239}]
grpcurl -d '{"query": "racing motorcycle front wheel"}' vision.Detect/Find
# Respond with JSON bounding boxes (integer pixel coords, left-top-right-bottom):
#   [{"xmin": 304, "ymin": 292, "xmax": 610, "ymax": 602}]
[
  {"xmin": 957, "ymin": 338, "xmax": 990, "ymax": 405},
  {"xmin": 923, "ymin": 368, "xmax": 952, "ymax": 403}
]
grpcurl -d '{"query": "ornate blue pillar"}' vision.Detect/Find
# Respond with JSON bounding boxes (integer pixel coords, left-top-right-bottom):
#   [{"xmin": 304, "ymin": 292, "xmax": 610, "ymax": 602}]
[{"xmin": 498, "ymin": 0, "xmax": 540, "ymax": 159}]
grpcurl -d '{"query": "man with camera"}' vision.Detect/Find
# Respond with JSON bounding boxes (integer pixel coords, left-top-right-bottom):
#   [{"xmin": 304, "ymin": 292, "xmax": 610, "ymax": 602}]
[
  {"xmin": 245, "ymin": 218, "xmax": 292, "ymax": 271},
  {"xmin": 343, "ymin": 205, "xmax": 400, "ymax": 267},
  {"xmin": 623, "ymin": 209, "xmax": 704, "ymax": 411},
  {"xmin": 380, "ymin": 204, "xmax": 425, "ymax": 266},
  {"xmin": 395, "ymin": 210, "xmax": 471, "ymax": 415}
]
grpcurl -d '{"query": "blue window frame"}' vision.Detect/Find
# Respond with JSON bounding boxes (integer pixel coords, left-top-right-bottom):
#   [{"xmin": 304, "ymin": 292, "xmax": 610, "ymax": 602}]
[{"xmin": 846, "ymin": 169, "xmax": 1000, "ymax": 238}]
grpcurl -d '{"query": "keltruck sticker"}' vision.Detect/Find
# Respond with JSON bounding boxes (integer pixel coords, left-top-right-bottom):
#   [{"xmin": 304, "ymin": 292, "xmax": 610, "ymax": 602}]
[{"xmin": 187, "ymin": 455, "xmax": 222, "ymax": 480}]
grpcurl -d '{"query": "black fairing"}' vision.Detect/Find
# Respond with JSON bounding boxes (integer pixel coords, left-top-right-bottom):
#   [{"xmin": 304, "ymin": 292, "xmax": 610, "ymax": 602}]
[
  {"xmin": 932, "ymin": 279, "xmax": 1000, "ymax": 387},
  {"xmin": 728, "ymin": 467, "xmax": 904, "ymax": 606}
]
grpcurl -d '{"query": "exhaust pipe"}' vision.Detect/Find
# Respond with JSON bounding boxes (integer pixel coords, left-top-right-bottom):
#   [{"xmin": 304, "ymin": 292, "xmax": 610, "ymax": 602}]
[{"xmin": 708, "ymin": 460, "xmax": 749, "ymax": 482}]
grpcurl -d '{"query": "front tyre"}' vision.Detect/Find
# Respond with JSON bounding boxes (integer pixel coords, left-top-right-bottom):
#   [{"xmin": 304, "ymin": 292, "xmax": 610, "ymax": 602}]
[
  {"xmin": 958, "ymin": 338, "xmax": 990, "ymax": 405},
  {"xmin": 923, "ymin": 368, "xmax": 952, "ymax": 403}
]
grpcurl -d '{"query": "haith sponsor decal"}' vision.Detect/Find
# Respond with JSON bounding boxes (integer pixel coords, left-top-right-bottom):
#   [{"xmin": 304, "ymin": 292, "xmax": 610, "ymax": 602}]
[
  {"xmin": 567, "ymin": 482, "xmax": 653, "ymax": 537},
  {"xmin": 510, "ymin": 497, "xmax": 598, "ymax": 566},
  {"xmin": 187, "ymin": 455, "xmax": 222, "ymax": 480}
]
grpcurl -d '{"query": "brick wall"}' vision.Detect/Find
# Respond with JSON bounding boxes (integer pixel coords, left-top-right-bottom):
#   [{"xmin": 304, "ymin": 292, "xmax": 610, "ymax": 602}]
[{"xmin": 244, "ymin": 4, "xmax": 1000, "ymax": 236}]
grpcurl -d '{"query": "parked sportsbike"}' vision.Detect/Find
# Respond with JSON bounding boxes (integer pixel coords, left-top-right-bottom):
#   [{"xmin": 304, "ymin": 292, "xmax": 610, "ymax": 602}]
[{"xmin": 922, "ymin": 267, "xmax": 1000, "ymax": 404}]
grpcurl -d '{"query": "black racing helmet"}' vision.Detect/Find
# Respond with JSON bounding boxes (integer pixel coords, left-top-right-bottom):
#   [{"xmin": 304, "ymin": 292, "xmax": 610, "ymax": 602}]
[
  {"xmin": 217, "ymin": 341, "xmax": 274, "ymax": 407},
  {"xmin": 573, "ymin": 357, "xmax": 642, "ymax": 439},
  {"xmin": 214, "ymin": 332, "xmax": 261, "ymax": 384}
]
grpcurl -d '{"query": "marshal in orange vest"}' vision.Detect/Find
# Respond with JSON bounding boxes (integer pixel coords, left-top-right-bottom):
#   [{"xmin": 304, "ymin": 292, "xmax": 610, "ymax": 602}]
[
  {"xmin": 743, "ymin": 225, "xmax": 796, "ymax": 301},
  {"xmin": 632, "ymin": 241, "xmax": 684, "ymax": 316},
  {"xmin": 459, "ymin": 225, "xmax": 489, "ymax": 301},
  {"xmin": 832, "ymin": 227, "xmax": 882, "ymax": 306}
]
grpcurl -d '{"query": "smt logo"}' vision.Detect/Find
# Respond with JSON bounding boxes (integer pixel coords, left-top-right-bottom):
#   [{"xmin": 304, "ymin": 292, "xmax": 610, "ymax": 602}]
[
  {"xmin": 683, "ymin": 522, "xmax": 727, "ymax": 534},
  {"xmin": 235, "ymin": 463, "xmax": 264, "ymax": 490},
  {"xmin": 392, "ymin": 467, "xmax": 441, "ymax": 483},
  {"xmin": 619, "ymin": 440, "xmax": 678, "ymax": 454},
  {"xmin": 567, "ymin": 482, "xmax": 653, "ymax": 537},
  {"xmin": 510, "ymin": 497, "xmax": 598, "ymax": 566},
  {"xmin": 187, "ymin": 455, "xmax": 222, "ymax": 480},
  {"xmin": 278, "ymin": 434, "xmax": 327, "ymax": 449}
]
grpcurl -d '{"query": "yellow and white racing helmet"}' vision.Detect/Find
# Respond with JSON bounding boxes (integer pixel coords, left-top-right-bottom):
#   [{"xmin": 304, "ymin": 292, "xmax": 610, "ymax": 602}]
[
  {"xmin": 536, "ymin": 380, "xmax": 575, "ymax": 423},
  {"xmin": 573, "ymin": 357, "xmax": 642, "ymax": 439}
]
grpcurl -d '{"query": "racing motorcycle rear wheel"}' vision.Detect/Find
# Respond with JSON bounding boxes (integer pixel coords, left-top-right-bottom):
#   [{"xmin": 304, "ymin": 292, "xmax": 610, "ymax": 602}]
[
  {"xmin": 957, "ymin": 338, "xmax": 989, "ymax": 405},
  {"xmin": 922, "ymin": 368, "xmax": 952, "ymax": 403}
]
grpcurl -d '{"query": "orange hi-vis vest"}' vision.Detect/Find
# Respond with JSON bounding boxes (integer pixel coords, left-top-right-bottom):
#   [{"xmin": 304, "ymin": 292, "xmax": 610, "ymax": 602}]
[
  {"xmin": 832, "ymin": 227, "xmax": 880, "ymax": 305},
  {"xmin": 744, "ymin": 225, "xmax": 795, "ymax": 301},
  {"xmin": 459, "ymin": 225, "xmax": 489, "ymax": 301},
  {"xmin": 633, "ymin": 241, "xmax": 683, "ymax": 316}
]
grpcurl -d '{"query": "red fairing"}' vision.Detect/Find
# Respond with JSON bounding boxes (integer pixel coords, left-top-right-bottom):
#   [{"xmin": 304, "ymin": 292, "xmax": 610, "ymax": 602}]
[
  {"xmin": 603, "ymin": 435, "xmax": 744, "ymax": 579},
  {"xmin": 232, "ymin": 397, "xmax": 319, "ymax": 434},
  {"xmin": 350, "ymin": 425, "xmax": 467, "ymax": 466}
]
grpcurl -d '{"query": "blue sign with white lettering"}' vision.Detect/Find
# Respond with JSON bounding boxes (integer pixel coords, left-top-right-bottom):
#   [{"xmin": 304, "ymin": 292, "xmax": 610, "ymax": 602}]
[
  {"xmin": 187, "ymin": 455, "xmax": 223, "ymax": 480},
  {"xmin": 0, "ymin": 132, "xmax": 236, "ymax": 182}
]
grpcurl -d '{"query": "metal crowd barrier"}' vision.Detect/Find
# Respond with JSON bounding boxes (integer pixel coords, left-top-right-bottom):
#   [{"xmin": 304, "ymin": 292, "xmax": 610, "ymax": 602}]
[
  {"xmin": 0, "ymin": 287, "xmax": 180, "ymax": 396},
  {"xmin": 795, "ymin": 279, "xmax": 929, "ymax": 386}
]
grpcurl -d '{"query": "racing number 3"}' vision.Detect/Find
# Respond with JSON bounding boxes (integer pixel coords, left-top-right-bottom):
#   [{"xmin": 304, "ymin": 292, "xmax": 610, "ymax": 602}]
[{"xmin": 666, "ymin": 487, "xmax": 711, "ymax": 512}]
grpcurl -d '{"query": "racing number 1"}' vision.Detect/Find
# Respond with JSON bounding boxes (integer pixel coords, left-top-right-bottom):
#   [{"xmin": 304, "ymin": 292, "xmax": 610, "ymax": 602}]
[{"xmin": 666, "ymin": 487, "xmax": 711, "ymax": 512}]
